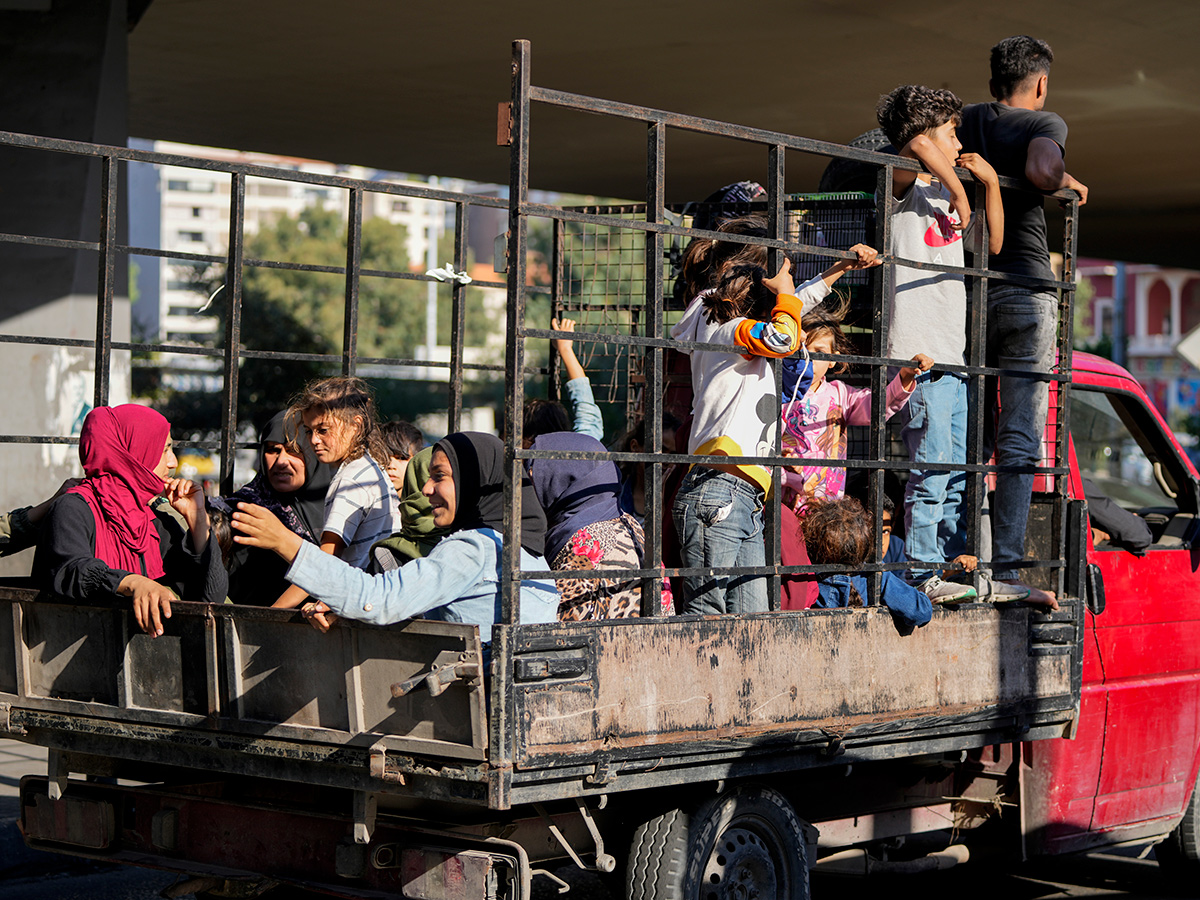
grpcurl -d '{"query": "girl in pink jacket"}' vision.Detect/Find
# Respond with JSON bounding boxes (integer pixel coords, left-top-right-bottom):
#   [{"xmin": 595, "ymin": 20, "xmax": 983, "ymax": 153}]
[{"xmin": 781, "ymin": 301, "xmax": 931, "ymax": 514}]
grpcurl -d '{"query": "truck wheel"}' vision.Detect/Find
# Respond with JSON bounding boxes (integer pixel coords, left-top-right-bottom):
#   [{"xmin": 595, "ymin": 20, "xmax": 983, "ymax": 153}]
[
  {"xmin": 1157, "ymin": 774, "xmax": 1200, "ymax": 873},
  {"xmin": 625, "ymin": 784, "xmax": 809, "ymax": 900}
]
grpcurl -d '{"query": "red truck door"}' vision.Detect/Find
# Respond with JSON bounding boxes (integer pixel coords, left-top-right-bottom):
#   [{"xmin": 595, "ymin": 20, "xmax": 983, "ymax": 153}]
[{"xmin": 1066, "ymin": 362, "xmax": 1200, "ymax": 842}]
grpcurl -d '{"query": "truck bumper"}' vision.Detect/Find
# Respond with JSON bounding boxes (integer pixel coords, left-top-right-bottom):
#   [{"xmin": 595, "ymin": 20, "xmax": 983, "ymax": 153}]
[{"xmin": 18, "ymin": 776, "xmax": 526, "ymax": 900}]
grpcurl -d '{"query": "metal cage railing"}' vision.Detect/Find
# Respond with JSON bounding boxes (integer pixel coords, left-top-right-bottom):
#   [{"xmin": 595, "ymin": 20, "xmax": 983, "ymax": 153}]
[{"xmin": 501, "ymin": 39, "xmax": 1080, "ymax": 622}]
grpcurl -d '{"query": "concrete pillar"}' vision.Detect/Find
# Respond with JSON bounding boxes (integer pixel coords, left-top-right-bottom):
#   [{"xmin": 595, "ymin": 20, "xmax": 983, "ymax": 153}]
[{"xmin": 0, "ymin": 0, "xmax": 132, "ymax": 575}]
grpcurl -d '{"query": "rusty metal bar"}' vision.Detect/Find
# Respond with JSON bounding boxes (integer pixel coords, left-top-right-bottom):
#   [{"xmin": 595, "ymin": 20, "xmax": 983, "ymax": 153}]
[
  {"xmin": 93, "ymin": 155, "xmax": 117, "ymax": 409},
  {"xmin": 502, "ymin": 39, "xmax": 533, "ymax": 626},
  {"xmin": 966, "ymin": 177, "xmax": 989, "ymax": 595},
  {"xmin": 219, "ymin": 172, "xmax": 246, "ymax": 495},
  {"xmin": 0, "ymin": 129, "xmax": 510, "ymax": 208},
  {"xmin": 549, "ymin": 217, "xmax": 563, "ymax": 403},
  {"xmin": 640, "ymin": 121, "xmax": 666, "ymax": 617},
  {"xmin": 448, "ymin": 202, "xmax": 469, "ymax": 433},
  {"xmin": 1055, "ymin": 195, "xmax": 1081, "ymax": 599},
  {"xmin": 342, "ymin": 186, "xmax": 363, "ymax": 376},
  {"xmin": 868, "ymin": 164, "xmax": 896, "ymax": 605},
  {"xmin": 766, "ymin": 143, "xmax": 786, "ymax": 610}
]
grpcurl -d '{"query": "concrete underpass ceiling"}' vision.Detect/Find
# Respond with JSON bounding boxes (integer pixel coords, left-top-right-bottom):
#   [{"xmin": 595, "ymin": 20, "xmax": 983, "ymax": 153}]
[{"xmin": 129, "ymin": 1, "xmax": 1200, "ymax": 268}]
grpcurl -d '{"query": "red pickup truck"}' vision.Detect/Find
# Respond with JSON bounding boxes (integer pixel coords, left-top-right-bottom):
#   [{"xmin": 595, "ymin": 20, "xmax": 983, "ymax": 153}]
[{"xmin": 1027, "ymin": 350, "xmax": 1200, "ymax": 868}]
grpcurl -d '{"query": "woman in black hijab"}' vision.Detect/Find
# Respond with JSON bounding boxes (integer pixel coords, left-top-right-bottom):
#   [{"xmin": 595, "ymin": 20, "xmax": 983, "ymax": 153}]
[
  {"xmin": 220, "ymin": 411, "xmax": 334, "ymax": 605},
  {"xmin": 230, "ymin": 432, "xmax": 559, "ymax": 630}
]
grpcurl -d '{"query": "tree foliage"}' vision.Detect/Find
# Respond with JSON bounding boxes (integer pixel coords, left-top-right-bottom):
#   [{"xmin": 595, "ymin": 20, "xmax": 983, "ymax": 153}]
[{"xmin": 144, "ymin": 205, "xmax": 500, "ymax": 436}]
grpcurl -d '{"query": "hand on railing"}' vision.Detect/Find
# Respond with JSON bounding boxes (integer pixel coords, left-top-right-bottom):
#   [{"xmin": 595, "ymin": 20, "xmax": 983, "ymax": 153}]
[{"xmin": 301, "ymin": 600, "xmax": 339, "ymax": 633}]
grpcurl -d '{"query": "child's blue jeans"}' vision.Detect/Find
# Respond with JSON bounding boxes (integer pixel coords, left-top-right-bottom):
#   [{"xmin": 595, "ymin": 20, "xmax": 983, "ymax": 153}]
[
  {"xmin": 672, "ymin": 466, "xmax": 768, "ymax": 615},
  {"xmin": 897, "ymin": 371, "xmax": 968, "ymax": 581}
]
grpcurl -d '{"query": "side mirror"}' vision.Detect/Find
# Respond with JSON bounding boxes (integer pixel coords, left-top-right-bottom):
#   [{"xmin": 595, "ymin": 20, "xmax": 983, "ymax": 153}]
[{"xmin": 1086, "ymin": 562, "xmax": 1106, "ymax": 616}]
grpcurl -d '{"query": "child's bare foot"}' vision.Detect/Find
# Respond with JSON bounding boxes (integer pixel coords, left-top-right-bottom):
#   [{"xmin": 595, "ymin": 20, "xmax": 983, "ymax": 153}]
[{"xmin": 999, "ymin": 578, "xmax": 1059, "ymax": 611}]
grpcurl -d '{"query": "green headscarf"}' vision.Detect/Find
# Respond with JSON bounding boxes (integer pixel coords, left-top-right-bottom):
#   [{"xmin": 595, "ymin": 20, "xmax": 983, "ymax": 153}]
[{"xmin": 369, "ymin": 447, "xmax": 450, "ymax": 566}]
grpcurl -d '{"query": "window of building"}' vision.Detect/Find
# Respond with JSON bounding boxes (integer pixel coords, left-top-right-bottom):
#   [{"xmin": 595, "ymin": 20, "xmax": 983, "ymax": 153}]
[
  {"xmin": 192, "ymin": 207, "xmax": 203, "ymax": 218},
  {"xmin": 392, "ymin": 200, "xmax": 410, "ymax": 213},
  {"xmin": 177, "ymin": 231, "xmax": 205, "ymax": 243},
  {"xmin": 1147, "ymin": 279, "xmax": 1171, "ymax": 336},
  {"xmin": 248, "ymin": 182, "xmax": 290, "ymax": 198},
  {"xmin": 1182, "ymin": 279, "xmax": 1200, "ymax": 336},
  {"xmin": 167, "ymin": 179, "xmax": 215, "ymax": 194},
  {"xmin": 1094, "ymin": 298, "xmax": 1114, "ymax": 339}
]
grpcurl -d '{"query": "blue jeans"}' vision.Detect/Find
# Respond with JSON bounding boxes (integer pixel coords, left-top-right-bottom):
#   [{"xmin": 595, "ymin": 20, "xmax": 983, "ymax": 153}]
[
  {"xmin": 985, "ymin": 288, "xmax": 1058, "ymax": 581},
  {"xmin": 898, "ymin": 372, "xmax": 968, "ymax": 581},
  {"xmin": 672, "ymin": 467, "xmax": 767, "ymax": 615}
]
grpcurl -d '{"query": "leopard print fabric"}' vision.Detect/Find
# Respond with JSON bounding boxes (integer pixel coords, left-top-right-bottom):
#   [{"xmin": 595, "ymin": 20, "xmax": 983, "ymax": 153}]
[{"xmin": 552, "ymin": 514, "xmax": 673, "ymax": 621}]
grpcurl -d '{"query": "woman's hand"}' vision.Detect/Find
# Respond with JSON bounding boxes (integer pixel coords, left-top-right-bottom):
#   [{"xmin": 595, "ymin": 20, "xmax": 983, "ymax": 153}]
[
  {"xmin": 232, "ymin": 503, "xmax": 304, "ymax": 563},
  {"xmin": 762, "ymin": 257, "xmax": 796, "ymax": 297},
  {"xmin": 165, "ymin": 477, "xmax": 210, "ymax": 550},
  {"xmin": 164, "ymin": 477, "xmax": 203, "ymax": 520},
  {"xmin": 119, "ymin": 573, "xmax": 178, "ymax": 637},
  {"xmin": 301, "ymin": 600, "xmax": 339, "ymax": 633},
  {"xmin": 899, "ymin": 353, "xmax": 935, "ymax": 390}
]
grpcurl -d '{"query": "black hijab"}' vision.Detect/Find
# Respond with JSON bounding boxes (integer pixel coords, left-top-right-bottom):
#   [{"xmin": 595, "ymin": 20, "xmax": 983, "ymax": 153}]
[
  {"xmin": 227, "ymin": 411, "xmax": 334, "ymax": 541},
  {"xmin": 434, "ymin": 431, "xmax": 547, "ymax": 558}
]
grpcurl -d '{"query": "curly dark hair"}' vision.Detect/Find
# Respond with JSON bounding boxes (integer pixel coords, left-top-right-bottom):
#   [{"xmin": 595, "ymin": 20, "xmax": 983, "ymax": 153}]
[
  {"xmin": 802, "ymin": 497, "xmax": 872, "ymax": 569},
  {"xmin": 679, "ymin": 215, "xmax": 775, "ymax": 324},
  {"xmin": 989, "ymin": 35, "xmax": 1053, "ymax": 101},
  {"xmin": 876, "ymin": 84, "xmax": 964, "ymax": 150},
  {"xmin": 286, "ymin": 375, "xmax": 388, "ymax": 464}
]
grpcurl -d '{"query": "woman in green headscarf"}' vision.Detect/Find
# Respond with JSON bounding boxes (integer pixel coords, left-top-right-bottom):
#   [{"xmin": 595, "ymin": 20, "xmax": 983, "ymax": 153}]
[{"xmin": 368, "ymin": 447, "xmax": 451, "ymax": 571}]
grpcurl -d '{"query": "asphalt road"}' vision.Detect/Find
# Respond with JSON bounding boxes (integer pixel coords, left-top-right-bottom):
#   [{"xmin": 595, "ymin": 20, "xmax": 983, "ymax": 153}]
[{"xmin": 0, "ymin": 844, "xmax": 1195, "ymax": 899}]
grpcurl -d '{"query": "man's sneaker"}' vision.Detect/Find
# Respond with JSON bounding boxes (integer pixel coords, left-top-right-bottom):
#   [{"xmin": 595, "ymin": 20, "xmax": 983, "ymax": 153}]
[
  {"xmin": 989, "ymin": 579, "xmax": 1032, "ymax": 603},
  {"xmin": 919, "ymin": 575, "xmax": 978, "ymax": 604}
]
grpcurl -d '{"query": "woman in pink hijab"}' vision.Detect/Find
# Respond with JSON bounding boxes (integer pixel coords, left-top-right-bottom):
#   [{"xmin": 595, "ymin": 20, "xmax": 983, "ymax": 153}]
[{"xmin": 34, "ymin": 405, "xmax": 227, "ymax": 636}]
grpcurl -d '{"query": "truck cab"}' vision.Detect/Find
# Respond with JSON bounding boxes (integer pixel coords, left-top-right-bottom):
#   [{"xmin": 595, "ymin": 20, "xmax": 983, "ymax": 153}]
[{"xmin": 1025, "ymin": 351, "xmax": 1200, "ymax": 861}]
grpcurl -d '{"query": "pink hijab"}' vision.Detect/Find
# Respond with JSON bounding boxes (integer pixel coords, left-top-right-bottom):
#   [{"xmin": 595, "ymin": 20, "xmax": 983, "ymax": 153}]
[{"xmin": 67, "ymin": 405, "xmax": 171, "ymax": 579}]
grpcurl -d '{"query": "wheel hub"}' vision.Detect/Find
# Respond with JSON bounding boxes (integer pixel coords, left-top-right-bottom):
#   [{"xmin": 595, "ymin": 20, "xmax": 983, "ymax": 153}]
[{"xmin": 700, "ymin": 827, "xmax": 780, "ymax": 900}]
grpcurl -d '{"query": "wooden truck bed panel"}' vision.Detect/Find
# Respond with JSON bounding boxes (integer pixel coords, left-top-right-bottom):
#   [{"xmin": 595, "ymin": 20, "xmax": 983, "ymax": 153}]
[
  {"xmin": 508, "ymin": 605, "xmax": 1079, "ymax": 767},
  {"xmin": 2, "ymin": 591, "xmax": 489, "ymax": 762}
]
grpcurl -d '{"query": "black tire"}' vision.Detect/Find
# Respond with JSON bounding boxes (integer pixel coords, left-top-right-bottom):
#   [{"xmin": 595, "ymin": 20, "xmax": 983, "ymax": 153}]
[
  {"xmin": 624, "ymin": 785, "xmax": 809, "ymax": 900},
  {"xmin": 817, "ymin": 128, "xmax": 897, "ymax": 194},
  {"xmin": 1157, "ymin": 774, "xmax": 1200, "ymax": 875}
]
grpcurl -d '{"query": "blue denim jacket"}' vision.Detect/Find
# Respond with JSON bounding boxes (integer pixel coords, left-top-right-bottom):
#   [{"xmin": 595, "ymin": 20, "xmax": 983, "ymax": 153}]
[
  {"xmin": 814, "ymin": 571, "xmax": 932, "ymax": 635},
  {"xmin": 565, "ymin": 377, "xmax": 604, "ymax": 441},
  {"xmin": 287, "ymin": 527, "xmax": 559, "ymax": 628}
]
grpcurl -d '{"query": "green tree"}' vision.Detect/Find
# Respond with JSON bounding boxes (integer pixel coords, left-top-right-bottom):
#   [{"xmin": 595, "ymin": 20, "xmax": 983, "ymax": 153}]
[{"xmin": 150, "ymin": 205, "xmax": 503, "ymax": 436}]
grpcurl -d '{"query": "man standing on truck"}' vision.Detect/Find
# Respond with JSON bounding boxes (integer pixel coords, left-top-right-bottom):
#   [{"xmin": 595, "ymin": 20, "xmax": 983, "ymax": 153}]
[{"xmin": 960, "ymin": 35, "xmax": 1087, "ymax": 607}]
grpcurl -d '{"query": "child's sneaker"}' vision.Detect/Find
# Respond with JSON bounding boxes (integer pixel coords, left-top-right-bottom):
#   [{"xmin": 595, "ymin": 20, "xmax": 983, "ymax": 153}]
[
  {"xmin": 919, "ymin": 575, "xmax": 978, "ymax": 604},
  {"xmin": 988, "ymin": 580, "xmax": 1032, "ymax": 603}
]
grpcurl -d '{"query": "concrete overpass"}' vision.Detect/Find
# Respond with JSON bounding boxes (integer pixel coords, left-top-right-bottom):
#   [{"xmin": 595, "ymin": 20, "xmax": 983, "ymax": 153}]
[{"xmin": 121, "ymin": 0, "xmax": 1200, "ymax": 268}]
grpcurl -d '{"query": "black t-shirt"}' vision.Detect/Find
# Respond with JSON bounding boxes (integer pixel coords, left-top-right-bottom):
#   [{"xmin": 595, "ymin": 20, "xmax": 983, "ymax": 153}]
[{"xmin": 959, "ymin": 102, "xmax": 1069, "ymax": 282}]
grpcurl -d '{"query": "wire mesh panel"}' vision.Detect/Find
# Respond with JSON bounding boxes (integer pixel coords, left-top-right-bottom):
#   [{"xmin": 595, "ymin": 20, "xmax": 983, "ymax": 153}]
[{"xmin": 551, "ymin": 207, "xmax": 663, "ymax": 431}]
